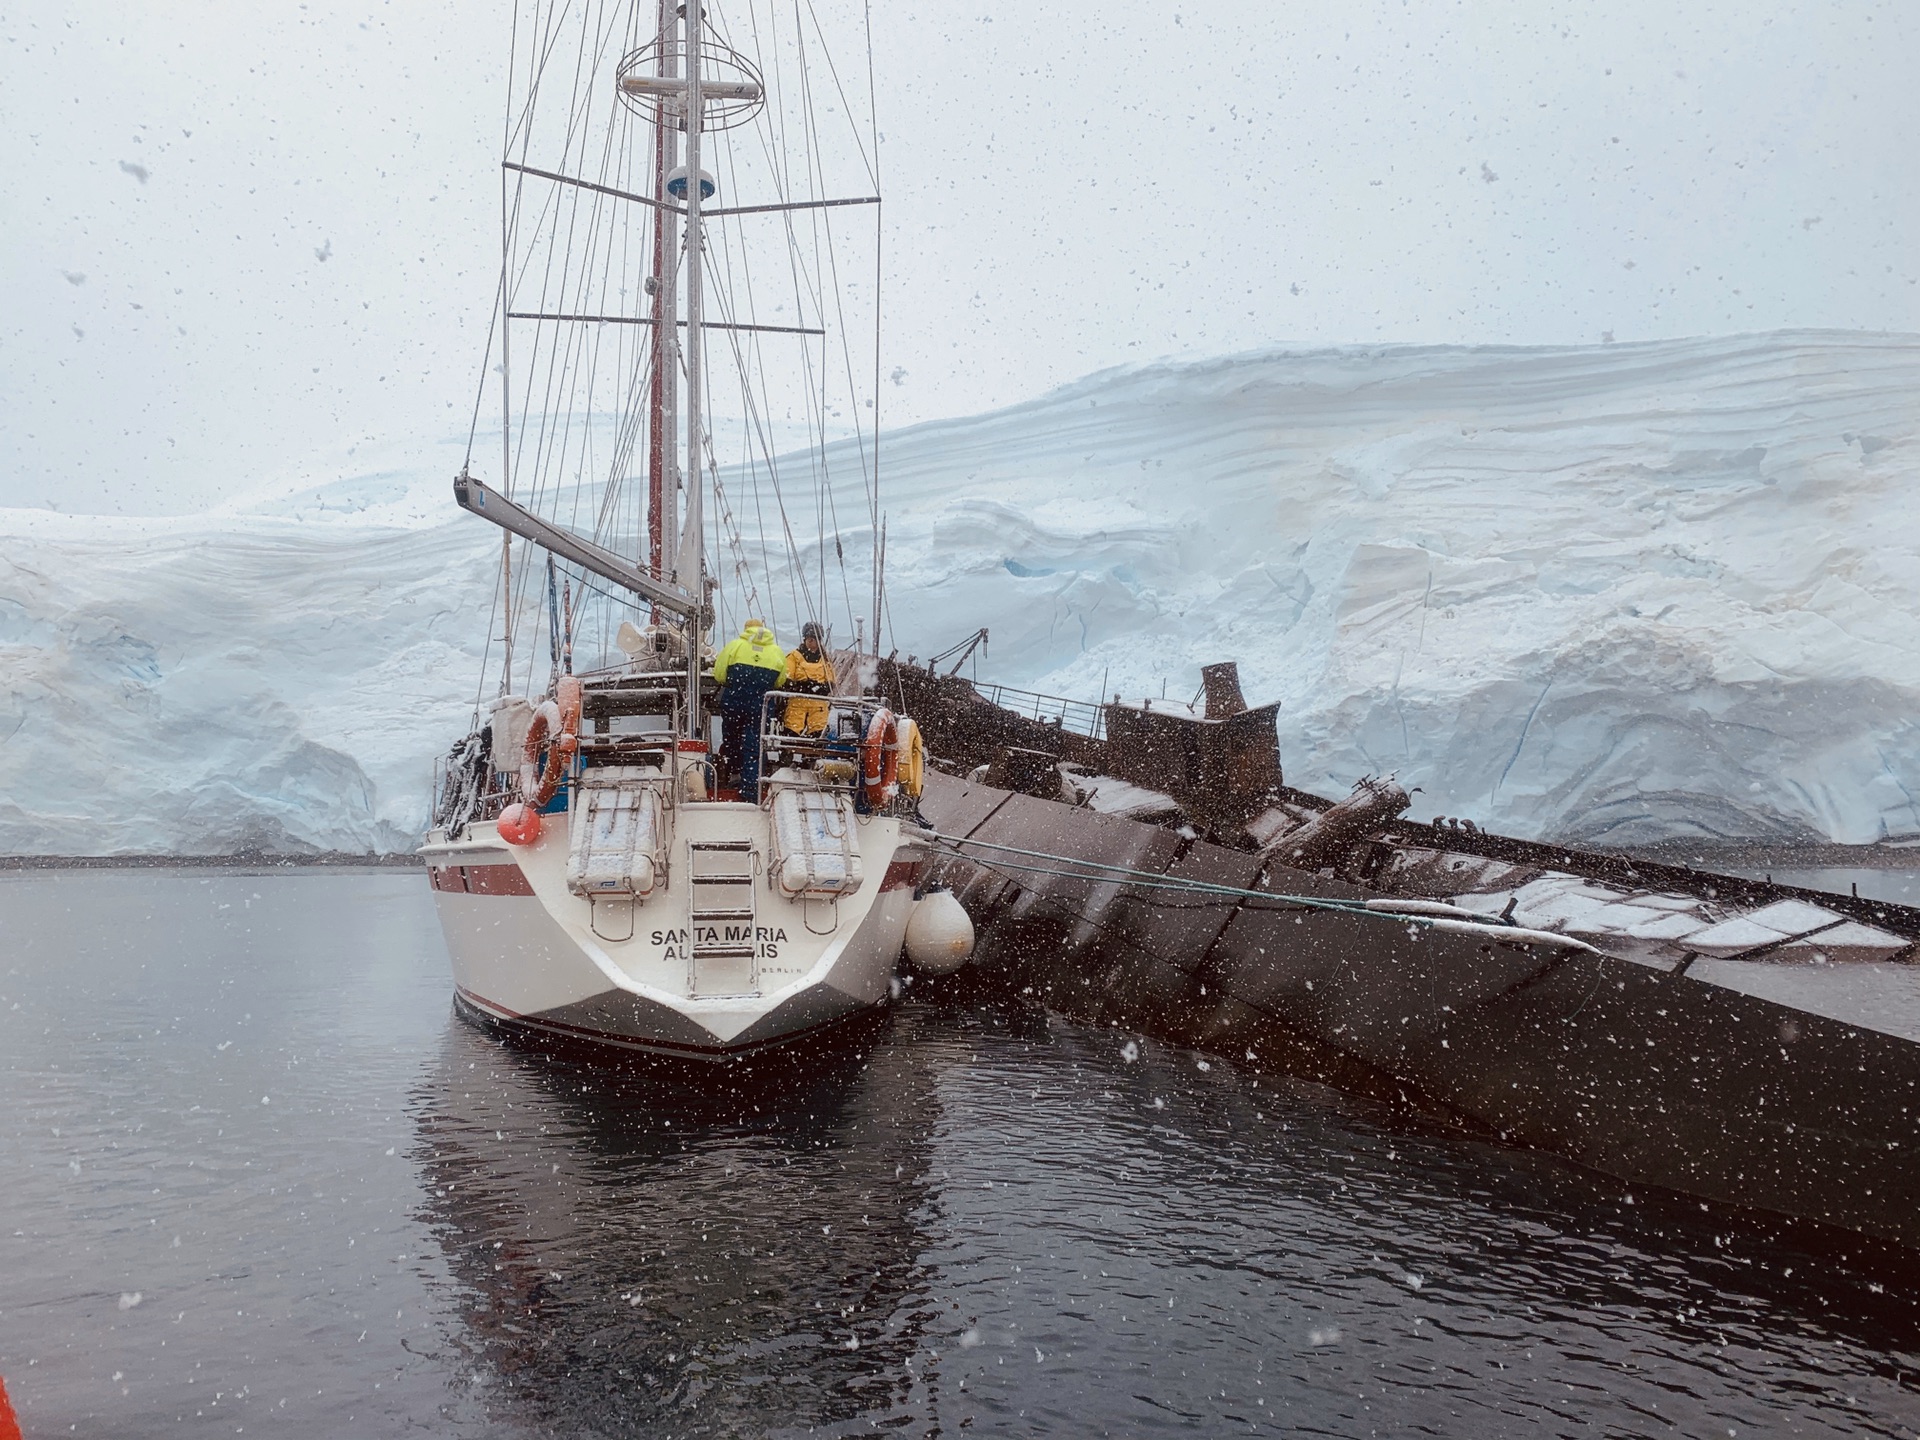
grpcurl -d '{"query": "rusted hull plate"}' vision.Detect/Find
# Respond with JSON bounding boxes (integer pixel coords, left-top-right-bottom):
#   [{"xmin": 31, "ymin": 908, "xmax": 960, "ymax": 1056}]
[{"xmin": 919, "ymin": 769, "xmax": 1920, "ymax": 1253}]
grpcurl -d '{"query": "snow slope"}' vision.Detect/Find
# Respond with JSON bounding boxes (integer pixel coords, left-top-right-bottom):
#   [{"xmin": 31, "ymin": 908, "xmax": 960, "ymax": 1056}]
[{"xmin": 3, "ymin": 330, "xmax": 1917, "ymax": 854}]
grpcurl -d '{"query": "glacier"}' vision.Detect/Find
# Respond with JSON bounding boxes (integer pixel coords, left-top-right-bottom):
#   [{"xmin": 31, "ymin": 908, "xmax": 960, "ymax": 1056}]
[{"xmin": 3, "ymin": 329, "xmax": 1918, "ymax": 855}]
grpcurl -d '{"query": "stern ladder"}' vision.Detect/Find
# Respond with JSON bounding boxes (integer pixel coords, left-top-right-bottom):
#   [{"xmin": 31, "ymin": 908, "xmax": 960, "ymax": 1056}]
[{"xmin": 686, "ymin": 838, "xmax": 759, "ymax": 997}]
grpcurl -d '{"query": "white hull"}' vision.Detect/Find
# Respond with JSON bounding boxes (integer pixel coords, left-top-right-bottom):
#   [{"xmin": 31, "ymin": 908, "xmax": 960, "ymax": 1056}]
[
  {"xmin": 423, "ymin": 804, "xmax": 923, "ymax": 1062},
  {"xmin": 429, "ymin": 0, "xmax": 921, "ymax": 1066}
]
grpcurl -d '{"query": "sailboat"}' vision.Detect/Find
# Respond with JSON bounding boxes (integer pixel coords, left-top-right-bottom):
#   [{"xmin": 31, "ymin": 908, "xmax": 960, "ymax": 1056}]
[{"xmin": 420, "ymin": 0, "xmax": 970, "ymax": 1062}]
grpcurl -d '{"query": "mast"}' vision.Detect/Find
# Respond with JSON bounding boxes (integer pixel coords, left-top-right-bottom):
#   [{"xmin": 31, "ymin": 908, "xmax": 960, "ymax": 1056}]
[
  {"xmin": 681, "ymin": 0, "xmax": 707, "ymax": 738},
  {"xmin": 645, "ymin": 0, "xmax": 680, "ymax": 607}
]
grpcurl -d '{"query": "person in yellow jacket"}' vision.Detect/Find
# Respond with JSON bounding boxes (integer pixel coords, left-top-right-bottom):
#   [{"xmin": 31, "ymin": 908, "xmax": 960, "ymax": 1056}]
[
  {"xmin": 782, "ymin": 621, "xmax": 835, "ymax": 736},
  {"xmin": 712, "ymin": 618, "xmax": 787, "ymax": 794}
]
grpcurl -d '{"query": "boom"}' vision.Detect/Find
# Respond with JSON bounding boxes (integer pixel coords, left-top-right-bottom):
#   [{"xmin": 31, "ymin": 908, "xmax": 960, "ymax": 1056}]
[{"xmin": 453, "ymin": 471, "xmax": 698, "ymax": 619}]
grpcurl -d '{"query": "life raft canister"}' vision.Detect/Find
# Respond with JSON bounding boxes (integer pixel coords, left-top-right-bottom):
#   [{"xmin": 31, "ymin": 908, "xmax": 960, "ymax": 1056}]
[
  {"xmin": 519, "ymin": 675, "xmax": 583, "ymax": 807},
  {"xmin": 861, "ymin": 707, "xmax": 900, "ymax": 808}
]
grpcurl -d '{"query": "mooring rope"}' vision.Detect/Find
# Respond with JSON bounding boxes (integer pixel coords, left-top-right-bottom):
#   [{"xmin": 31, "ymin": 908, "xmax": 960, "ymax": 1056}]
[{"xmin": 925, "ymin": 830, "xmax": 1593, "ymax": 952}]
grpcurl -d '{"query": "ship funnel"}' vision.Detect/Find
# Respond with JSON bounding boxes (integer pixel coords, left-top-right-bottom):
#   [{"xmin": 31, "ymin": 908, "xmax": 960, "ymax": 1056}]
[{"xmin": 1202, "ymin": 662, "xmax": 1248, "ymax": 719}]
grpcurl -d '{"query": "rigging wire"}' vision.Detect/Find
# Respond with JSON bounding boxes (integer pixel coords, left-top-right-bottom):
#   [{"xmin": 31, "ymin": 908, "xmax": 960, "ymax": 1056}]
[
  {"xmin": 703, "ymin": 0, "xmax": 829, "ymax": 641},
  {"xmin": 706, "ymin": 209, "xmax": 821, "ymax": 628},
  {"xmin": 510, "ymin": 0, "xmax": 632, "ymax": 696},
  {"xmin": 788, "ymin": 1, "xmax": 859, "ymax": 639},
  {"xmin": 929, "ymin": 832, "xmax": 1597, "ymax": 952},
  {"xmin": 791, "ymin": 6, "xmax": 879, "ymax": 642},
  {"xmin": 708, "ymin": 139, "xmax": 799, "ymax": 626},
  {"xmin": 737, "ymin": 0, "xmax": 851, "ymax": 640},
  {"xmin": 487, "ymin": 0, "xmax": 882, "ymax": 687},
  {"xmin": 864, "ymin": 0, "xmax": 884, "ymax": 653},
  {"xmin": 461, "ymin": 271, "xmax": 507, "ymax": 473}
]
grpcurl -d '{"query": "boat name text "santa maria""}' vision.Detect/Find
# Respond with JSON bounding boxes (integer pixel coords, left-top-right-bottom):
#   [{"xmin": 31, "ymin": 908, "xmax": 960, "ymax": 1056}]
[{"xmin": 650, "ymin": 926, "xmax": 790, "ymax": 960}]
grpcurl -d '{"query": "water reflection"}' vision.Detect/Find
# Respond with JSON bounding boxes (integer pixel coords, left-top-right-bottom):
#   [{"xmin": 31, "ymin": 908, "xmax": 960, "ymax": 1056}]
[
  {"xmin": 9, "ymin": 868, "xmax": 1916, "ymax": 1437},
  {"xmin": 884, "ymin": 1007, "xmax": 1920, "ymax": 1439},
  {"xmin": 408, "ymin": 1016, "xmax": 950, "ymax": 1435},
  {"xmin": 408, "ymin": 997, "xmax": 1920, "ymax": 1438}
]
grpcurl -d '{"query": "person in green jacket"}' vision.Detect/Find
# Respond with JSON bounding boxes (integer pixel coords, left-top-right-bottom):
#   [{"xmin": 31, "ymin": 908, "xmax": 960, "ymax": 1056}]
[{"xmin": 712, "ymin": 618, "xmax": 787, "ymax": 795}]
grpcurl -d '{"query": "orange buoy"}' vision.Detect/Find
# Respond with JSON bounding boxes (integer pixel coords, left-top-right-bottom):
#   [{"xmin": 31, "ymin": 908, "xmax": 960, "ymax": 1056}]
[
  {"xmin": 518, "ymin": 677, "xmax": 584, "ymax": 808},
  {"xmin": 496, "ymin": 801, "xmax": 542, "ymax": 846},
  {"xmin": 861, "ymin": 707, "xmax": 900, "ymax": 808}
]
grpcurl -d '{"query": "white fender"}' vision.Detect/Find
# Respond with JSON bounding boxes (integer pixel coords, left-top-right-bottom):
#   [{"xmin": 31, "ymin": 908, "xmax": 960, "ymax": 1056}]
[{"xmin": 904, "ymin": 888, "xmax": 975, "ymax": 975}]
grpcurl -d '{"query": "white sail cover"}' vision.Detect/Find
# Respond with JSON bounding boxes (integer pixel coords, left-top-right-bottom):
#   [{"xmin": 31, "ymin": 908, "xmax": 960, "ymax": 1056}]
[
  {"xmin": 770, "ymin": 784, "xmax": 864, "ymax": 897},
  {"xmin": 566, "ymin": 766, "xmax": 668, "ymax": 899}
]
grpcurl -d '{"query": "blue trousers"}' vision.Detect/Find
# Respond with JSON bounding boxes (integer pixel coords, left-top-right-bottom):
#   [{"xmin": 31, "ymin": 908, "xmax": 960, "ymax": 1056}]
[
  {"xmin": 719, "ymin": 669, "xmax": 780, "ymax": 795},
  {"xmin": 722, "ymin": 707, "xmax": 763, "ymax": 795}
]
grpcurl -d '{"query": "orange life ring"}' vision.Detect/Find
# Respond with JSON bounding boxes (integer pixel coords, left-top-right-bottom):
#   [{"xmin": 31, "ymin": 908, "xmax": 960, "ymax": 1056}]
[
  {"xmin": 520, "ymin": 676, "xmax": 582, "ymax": 806},
  {"xmin": 861, "ymin": 707, "xmax": 899, "ymax": 808}
]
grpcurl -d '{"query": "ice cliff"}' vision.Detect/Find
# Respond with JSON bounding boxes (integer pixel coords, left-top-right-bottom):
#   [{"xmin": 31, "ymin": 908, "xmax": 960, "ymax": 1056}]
[{"xmin": 3, "ymin": 330, "xmax": 1917, "ymax": 854}]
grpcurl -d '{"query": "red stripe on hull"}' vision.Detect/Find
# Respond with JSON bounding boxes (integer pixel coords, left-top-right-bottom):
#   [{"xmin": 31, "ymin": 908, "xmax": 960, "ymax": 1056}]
[
  {"xmin": 455, "ymin": 984, "xmax": 525, "ymax": 1020},
  {"xmin": 466, "ymin": 863, "xmax": 537, "ymax": 897},
  {"xmin": 426, "ymin": 863, "xmax": 537, "ymax": 897},
  {"xmin": 452, "ymin": 985, "xmax": 880, "ymax": 1063},
  {"xmin": 880, "ymin": 858, "xmax": 922, "ymax": 892}
]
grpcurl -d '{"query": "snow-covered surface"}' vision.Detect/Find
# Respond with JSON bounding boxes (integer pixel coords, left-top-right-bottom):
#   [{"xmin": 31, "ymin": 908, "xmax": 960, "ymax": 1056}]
[
  {"xmin": 1064, "ymin": 773, "xmax": 1183, "ymax": 824},
  {"xmin": 4, "ymin": 330, "xmax": 1919, "ymax": 854},
  {"xmin": 1687, "ymin": 961, "xmax": 1920, "ymax": 1044},
  {"xmin": 0, "ymin": 501, "xmax": 493, "ymax": 854}
]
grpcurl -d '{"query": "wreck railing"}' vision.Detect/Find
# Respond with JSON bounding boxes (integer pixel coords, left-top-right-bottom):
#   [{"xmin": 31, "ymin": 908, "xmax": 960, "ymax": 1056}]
[{"xmin": 969, "ymin": 681, "xmax": 1106, "ymax": 741}]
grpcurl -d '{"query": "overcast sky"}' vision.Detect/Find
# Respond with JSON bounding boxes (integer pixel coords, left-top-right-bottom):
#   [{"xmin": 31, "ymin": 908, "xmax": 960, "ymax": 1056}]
[{"xmin": 3, "ymin": 0, "xmax": 1916, "ymax": 515}]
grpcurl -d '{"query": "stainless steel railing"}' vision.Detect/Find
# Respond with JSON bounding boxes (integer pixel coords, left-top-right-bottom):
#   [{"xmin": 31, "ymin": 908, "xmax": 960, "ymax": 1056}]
[{"xmin": 967, "ymin": 680, "xmax": 1106, "ymax": 740}]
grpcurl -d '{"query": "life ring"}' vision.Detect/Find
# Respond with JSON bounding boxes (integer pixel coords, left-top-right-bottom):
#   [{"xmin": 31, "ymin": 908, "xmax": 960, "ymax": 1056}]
[
  {"xmin": 895, "ymin": 715, "xmax": 926, "ymax": 800},
  {"xmin": 519, "ymin": 676, "xmax": 582, "ymax": 806},
  {"xmin": 861, "ymin": 707, "xmax": 899, "ymax": 808}
]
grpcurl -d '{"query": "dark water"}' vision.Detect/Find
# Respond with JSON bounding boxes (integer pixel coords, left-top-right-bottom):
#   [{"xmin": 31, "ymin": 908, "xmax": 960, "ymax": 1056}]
[
  {"xmin": 1713, "ymin": 862, "xmax": 1920, "ymax": 909},
  {"xmin": 5, "ymin": 870, "xmax": 1920, "ymax": 1438}
]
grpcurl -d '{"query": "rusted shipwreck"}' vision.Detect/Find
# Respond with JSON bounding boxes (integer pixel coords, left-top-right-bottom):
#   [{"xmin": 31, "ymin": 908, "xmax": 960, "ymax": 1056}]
[{"xmin": 886, "ymin": 657, "xmax": 1920, "ymax": 1255}]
